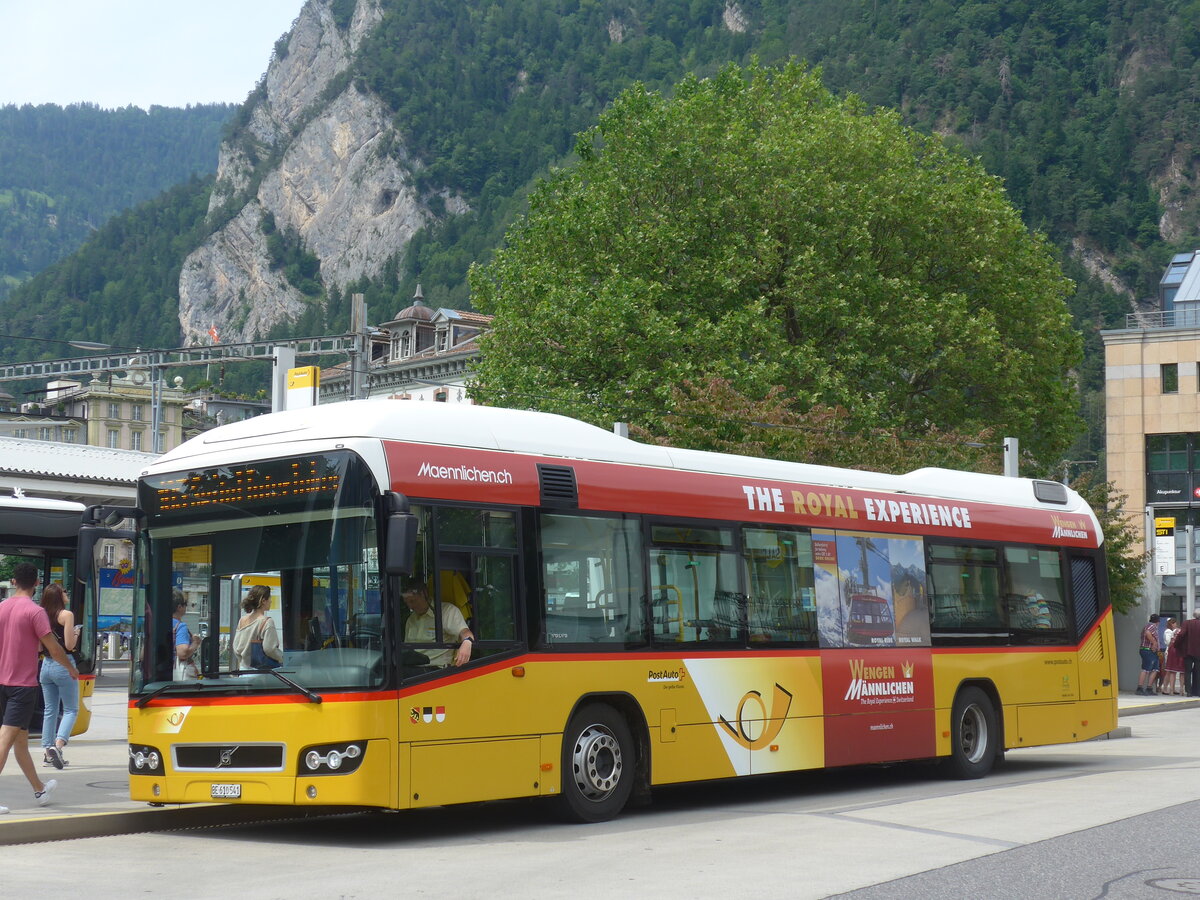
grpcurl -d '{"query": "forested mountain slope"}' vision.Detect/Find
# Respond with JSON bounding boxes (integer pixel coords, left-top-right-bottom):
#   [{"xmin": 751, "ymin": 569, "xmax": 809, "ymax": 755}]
[{"xmin": 0, "ymin": 103, "xmax": 233, "ymax": 300}]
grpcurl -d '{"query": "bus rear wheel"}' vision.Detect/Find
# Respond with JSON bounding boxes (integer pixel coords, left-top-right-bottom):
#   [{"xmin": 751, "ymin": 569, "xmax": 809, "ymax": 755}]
[
  {"xmin": 944, "ymin": 686, "xmax": 998, "ymax": 779},
  {"xmin": 558, "ymin": 703, "xmax": 635, "ymax": 823}
]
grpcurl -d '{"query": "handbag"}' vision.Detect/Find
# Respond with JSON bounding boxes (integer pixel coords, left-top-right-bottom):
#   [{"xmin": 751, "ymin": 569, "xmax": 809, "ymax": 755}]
[
  {"xmin": 249, "ymin": 617, "xmax": 281, "ymax": 669},
  {"xmin": 172, "ymin": 621, "xmax": 199, "ymax": 681}
]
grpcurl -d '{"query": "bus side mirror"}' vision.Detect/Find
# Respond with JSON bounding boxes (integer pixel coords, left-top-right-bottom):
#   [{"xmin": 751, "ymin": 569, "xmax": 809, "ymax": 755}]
[{"xmin": 384, "ymin": 513, "xmax": 418, "ymax": 576}]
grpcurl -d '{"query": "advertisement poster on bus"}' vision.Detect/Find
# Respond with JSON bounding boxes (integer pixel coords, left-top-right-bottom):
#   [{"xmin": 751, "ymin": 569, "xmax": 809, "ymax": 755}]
[{"xmin": 813, "ymin": 531, "xmax": 931, "ymax": 649}]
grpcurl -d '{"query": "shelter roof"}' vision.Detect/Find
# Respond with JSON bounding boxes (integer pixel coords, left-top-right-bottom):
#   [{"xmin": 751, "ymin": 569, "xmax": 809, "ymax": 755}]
[{"xmin": 0, "ymin": 437, "xmax": 156, "ymax": 485}]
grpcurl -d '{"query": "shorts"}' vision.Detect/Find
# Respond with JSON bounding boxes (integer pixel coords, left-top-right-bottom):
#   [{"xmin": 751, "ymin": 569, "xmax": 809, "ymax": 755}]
[
  {"xmin": 1140, "ymin": 647, "xmax": 1160, "ymax": 672},
  {"xmin": 0, "ymin": 685, "xmax": 40, "ymax": 730}
]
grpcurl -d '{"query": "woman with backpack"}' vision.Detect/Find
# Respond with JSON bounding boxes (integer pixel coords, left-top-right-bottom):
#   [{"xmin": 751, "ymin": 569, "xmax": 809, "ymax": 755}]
[
  {"xmin": 39, "ymin": 582, "xmax": 80, "ymax": 769},
  {"xmin": 231, "ymin": 584, "xmax": 283, "ymax": 670}
]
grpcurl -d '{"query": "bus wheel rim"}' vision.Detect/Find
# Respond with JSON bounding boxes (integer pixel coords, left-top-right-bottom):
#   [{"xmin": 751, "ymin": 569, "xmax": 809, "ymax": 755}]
[
  {"xmin": 959, "ymin": 704, "xmax": 987, "ymax": 764},
  {"xmin": 571, "ymin": 723, "xmax": 623, "ymax": 800}
]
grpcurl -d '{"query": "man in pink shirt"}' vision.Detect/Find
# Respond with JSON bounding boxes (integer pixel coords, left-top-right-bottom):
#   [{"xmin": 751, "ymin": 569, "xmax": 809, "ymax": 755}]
[{"xmin": 0, "ymin": 562, "xmax": 78, "ymax": 813}]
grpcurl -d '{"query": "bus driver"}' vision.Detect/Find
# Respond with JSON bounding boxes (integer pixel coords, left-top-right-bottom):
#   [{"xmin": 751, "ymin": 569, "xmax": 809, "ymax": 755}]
[{"xmin": 402, "ymin": 582, "xmax": 474, "ymax": 667}]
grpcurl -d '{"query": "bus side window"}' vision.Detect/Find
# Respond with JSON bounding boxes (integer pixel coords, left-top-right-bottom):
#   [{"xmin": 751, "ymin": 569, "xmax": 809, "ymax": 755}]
[
  {"xmin": 742, "ymin": 527, "xmax": 816, "ymax": 645},
  {"xmin": 1002, "ymin": 546, "xmax": 1069, "ymax": 643},
  {"xmin": 648, "ymin": 522, "xmax": 740, "ymax": 645},
  {"xmin": 928, "ymin": 543, "xmax": 1005, "ymax": 641},
  {"xmin": 538, "ymin": 513, "xmax": 645, "ymax": 648},
  {"xmin": 470, "ymin": 555, "xmax": 516, "ymax": 643},
  {"xmin": 426, "ymin": 505, "xmax": 522, "ymax": 666}
]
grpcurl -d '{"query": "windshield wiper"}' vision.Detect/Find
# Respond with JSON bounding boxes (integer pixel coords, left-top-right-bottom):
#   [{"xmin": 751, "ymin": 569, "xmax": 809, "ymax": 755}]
[
  {"xmin": 135, "ymin": 680, "xmax": 214, "ymax": 708},
  {"xmin": 136, "ymin": 670, "xmax": 323, "ymax": 706},
  {"xmin": 229, "ymin": 667, "xmax": 323, "ymax": 703}
]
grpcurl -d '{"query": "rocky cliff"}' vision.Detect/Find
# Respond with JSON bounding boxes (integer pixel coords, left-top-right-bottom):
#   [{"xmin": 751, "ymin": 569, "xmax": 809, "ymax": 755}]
[{"xmin": 178, "ymin": 0, "xmax": 465, "ymax": 345}]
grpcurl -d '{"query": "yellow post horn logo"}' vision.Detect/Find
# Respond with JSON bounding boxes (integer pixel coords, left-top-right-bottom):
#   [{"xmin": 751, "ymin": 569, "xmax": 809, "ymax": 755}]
[{"xmin": 718, "ymin": 683, "xmax": 793, "ymax": 750}]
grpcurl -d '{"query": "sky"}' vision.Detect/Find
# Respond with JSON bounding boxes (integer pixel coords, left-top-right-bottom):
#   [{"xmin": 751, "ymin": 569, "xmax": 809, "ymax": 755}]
[{"xmin": 0, "ymin": 1, "xmax": 308, "ymax": 110}]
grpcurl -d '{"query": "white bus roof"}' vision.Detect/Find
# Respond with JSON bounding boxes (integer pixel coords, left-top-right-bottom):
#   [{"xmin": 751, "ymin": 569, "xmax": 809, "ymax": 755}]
[
  {"xmin": 0, "ymin": 493, "xmax": 86, "ymax": 513},
  {"xmin": 144, "ymin": 400, "xmax": 1086, "ymax": 515}
]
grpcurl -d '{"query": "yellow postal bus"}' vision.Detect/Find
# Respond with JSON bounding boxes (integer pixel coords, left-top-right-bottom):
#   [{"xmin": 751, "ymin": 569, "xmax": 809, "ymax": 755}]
[{"xmin": 126, "ymin": 402, "xmax": 1116, "ymax": 821}]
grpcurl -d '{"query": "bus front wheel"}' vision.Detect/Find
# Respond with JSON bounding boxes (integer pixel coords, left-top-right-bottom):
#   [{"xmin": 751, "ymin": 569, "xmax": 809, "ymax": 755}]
[
  {"xmin": 558, "ymin": 703, "xmax": 635, "ymax": 823},
  {"xmin": 944, "ymin": 686, "xmax": 998, "ymax": 779}
]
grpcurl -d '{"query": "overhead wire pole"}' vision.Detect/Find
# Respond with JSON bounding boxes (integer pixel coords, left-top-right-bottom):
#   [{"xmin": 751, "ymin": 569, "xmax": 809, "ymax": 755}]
[
  {"xmin": 0, "ymin": 335, "xmax": 359, "ymax": 385},
  {"xmin": 0, "ymin": 333, "xmax": 365, "ymax": 422},
  {"xmin": 348, "ymin": 293, "xmax": 368, "ymax": 401}
]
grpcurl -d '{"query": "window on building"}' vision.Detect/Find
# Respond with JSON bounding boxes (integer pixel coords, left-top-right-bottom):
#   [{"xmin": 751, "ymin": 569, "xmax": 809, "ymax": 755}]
[
  {"xmin": 14, "ymin": 428, "xmax": 27, "ymax": 439},
  {"xmin": 39, "ymin": 427, "xmax": 51, "ymax": 441},
  {"xmin": 131, "ymin": 431, "xmax": 143, "ymax": 451},
  {"xmin": 1163, "ymin": 363, "xmax": 1180, "ymax": 394},
  {"xmin": 1147, "ymin": 434, "xmax": 1190, "ymax": 472},
  {"xmin": 107, "ymin": 429, "xmax": 120, "ymax": 448},
  {"xmin": 131, "ymin": 405, "xmax": 144, "ymax": 421},
  {"xmin": 108, "ymin": 402, "xmax": 121, "ymax": 419},
  {"xmin": 62, "ymin": 428, "xmax": 77, "ymax": 443}
]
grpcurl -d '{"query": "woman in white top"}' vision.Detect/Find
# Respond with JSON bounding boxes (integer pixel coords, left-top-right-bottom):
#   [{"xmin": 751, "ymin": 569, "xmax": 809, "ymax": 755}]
[{"xmin": 231, "ymin": 584, "xmax": 283, "ymax": 670}]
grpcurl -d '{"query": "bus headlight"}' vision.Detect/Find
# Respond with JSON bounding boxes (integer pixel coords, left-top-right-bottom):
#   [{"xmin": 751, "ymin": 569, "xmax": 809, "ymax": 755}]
[
  {"xmin": 128, "ymin": 744, "xmax": 165, "ymax": 775},
  {"xmin": 300, "ymin": 742, "xmax": 365, "ymax": 775}
]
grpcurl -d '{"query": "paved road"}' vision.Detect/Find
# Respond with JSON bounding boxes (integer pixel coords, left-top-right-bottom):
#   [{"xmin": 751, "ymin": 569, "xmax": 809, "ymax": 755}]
[{"xmin": 0, "ymin": 686, "xmax": 1197, "ymax": 899}]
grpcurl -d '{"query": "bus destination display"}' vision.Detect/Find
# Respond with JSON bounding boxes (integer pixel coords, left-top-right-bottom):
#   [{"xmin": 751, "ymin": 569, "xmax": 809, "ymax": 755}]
[{"xmin": 143, "ymin": 455, "xmax": 344, "ymax": 519}]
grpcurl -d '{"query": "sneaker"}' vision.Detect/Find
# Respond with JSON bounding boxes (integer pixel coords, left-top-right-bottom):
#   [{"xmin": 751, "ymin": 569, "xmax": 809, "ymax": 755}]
[
  {"xmin": 35, "ymin": 779, "xmax": 57, "ymax": 806},
  {"xmin": 1136, "ymin": 687, "xmax": 1146, "ymax": 695},
  {"xmin": 46, "ymin": 747, "xmax": 64, "ymax": 770}
]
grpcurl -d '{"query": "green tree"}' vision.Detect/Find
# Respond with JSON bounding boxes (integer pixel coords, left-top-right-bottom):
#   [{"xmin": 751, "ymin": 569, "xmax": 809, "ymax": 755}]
[
  {"xmin": 1070, "ymin": 473, "xmax": 1147, "ymax": 616},
  {"xmin": 470, "ymin": 61, "xmax": 1083, "ymax": 464},
  {"xmin": 635, "ymin": 377, "xmax": 1001, "ymax": 476}
]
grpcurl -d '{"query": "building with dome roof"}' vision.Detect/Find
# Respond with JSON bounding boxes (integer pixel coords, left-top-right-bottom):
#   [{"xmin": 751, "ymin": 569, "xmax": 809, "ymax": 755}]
[{"xmin": 319, "ymin": 285, "xmax": 493, "ymax": 404}]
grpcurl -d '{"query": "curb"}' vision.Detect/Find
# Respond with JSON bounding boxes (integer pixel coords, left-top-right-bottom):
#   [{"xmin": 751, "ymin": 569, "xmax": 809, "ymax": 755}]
[
  {"xmin": 0, "ymin": 803, "xmax": 363, "ymax": 846},
  {"xmin": 1117, "ymin": 697, "xmax": 1200, "ymax": 718}
]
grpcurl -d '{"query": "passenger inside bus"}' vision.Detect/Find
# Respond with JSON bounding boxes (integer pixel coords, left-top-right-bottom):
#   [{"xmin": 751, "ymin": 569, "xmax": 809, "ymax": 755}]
[
  {"xmin": 1008, "ymin": 577, "xmax": 1053, "ymax": 629},
  {"xmin": 402, "ymin": 581, "xmax": 475, "ymax": 667}
]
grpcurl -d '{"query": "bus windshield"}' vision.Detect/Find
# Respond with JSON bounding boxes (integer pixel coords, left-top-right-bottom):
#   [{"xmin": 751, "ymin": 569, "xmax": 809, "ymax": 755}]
[{"xmin": 132, "ymin": 450, "xmax": 383, "ymax": 695}]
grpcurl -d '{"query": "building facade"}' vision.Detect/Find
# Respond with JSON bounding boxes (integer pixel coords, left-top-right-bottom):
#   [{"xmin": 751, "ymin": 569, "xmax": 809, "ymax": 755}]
[
  {"xmin": 319, "ymin": 287, "xmax": 492, "ymax": 404},
  {"xmin": 42, "ymin": 371, "xmax": 190, "ymax": 454},
  {"xmin": 1103, "ymin": 249, "xmax": 1200, "ymax": 622}
]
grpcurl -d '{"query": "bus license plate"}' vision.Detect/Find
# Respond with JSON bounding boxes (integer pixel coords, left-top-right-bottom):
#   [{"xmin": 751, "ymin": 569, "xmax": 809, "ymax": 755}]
[{"xmin": 211, "ymin": 783, "xmax": 241, "ymax": 799}]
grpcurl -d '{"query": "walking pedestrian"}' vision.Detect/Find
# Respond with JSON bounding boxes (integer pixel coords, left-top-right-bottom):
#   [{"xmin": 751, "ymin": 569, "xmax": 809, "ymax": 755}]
[
  {"xmin": 0, "ymin": 562, "xmax": 78, "ymax": 812},
  {"xmin": 38, "ymin": 582, "xmax": 80, "ymax": 769}
]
